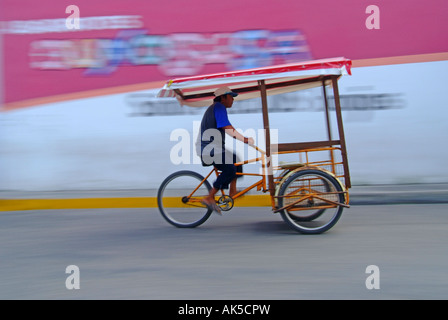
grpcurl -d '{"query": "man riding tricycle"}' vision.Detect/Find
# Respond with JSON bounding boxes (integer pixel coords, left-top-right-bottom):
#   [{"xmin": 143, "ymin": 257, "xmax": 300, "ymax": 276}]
[{"xmin": 157, "ymin": 57, "xmax": 352, "ymax": 234}]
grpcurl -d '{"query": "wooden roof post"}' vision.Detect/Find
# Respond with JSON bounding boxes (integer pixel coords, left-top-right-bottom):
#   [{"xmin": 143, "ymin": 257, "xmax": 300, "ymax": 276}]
[
  {"xmin": 258, "ymin": 80, "xmax": 275, "ymax": 197},
  {"xmin": 322, "ymin": 78, "xmax": 336, "ymax": 174},
  {"xmin": 331, "ymin": 76, "xmax": 351, "ymax": 188},
  {"xmin": 322, "ymin": 78, "xmax": 333, "ymax": 142}
]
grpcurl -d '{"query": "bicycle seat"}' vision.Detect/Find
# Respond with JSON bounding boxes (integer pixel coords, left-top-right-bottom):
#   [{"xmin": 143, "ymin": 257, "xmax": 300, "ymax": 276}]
[{"xmin": 278, "ymin": 161, "xmax": 305, "ymax": 170}]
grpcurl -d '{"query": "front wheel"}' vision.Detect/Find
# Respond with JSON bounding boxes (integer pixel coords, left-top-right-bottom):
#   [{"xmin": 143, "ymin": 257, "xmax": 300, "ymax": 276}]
[
  {"xmin": 157, "ymin": 171, "xmax": 213, "ymax": 228},
  {"xmin": 277, "ymin": 169, "xmax": 345, "ymax": 234}
]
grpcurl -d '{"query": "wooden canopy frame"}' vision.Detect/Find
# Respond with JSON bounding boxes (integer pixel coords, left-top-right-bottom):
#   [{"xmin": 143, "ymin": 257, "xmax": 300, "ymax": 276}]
[
  {"xmin": 157, "ymin": 57, "xmax": 352, "ymax": 196},
  {"xmin": 257, "ymin": 75, "xmax": 351, "ymax": 198}
]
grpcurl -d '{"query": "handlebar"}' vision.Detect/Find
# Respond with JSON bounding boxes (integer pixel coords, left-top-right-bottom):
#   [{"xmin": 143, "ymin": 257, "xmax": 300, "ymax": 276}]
[{"xmin": 249, "ymin": 144, "xmax": 266, "ymax": 154}]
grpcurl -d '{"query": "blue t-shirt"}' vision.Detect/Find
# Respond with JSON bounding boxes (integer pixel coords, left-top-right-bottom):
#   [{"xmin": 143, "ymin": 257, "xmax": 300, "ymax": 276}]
[
  {"xmin": 196, "ymin": 102, "xmax": 231, "ymax": 165},
  {"xmin": 213, "ymin": 102, "xmax": 231, "ymax": 128}
]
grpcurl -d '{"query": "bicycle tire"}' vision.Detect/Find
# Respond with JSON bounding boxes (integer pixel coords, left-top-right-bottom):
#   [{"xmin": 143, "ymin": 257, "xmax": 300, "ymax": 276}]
[
  {"xmin": 157, "ymin": 170, "xmax": 213, "ymax": 228},
  {"xmin": 277, "ymin": 169, "xmax": 345, "ymax": 234}
]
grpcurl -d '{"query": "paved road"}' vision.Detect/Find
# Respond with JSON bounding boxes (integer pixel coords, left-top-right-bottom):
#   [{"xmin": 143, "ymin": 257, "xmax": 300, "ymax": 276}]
[{"xmin": 1, "ymin": 204, "xmax": 447, "ymax": 300}]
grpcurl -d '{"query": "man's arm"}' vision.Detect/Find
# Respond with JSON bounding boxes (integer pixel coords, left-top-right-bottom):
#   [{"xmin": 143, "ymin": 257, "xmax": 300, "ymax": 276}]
[{"xmin": 223, "ymin": 125, "xmax": 254, "ymax": 145}]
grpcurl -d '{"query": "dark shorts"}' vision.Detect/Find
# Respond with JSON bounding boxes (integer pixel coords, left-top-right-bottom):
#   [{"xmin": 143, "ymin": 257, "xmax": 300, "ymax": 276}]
[{"xmin": 202, "ymin": 150, "xmax": 243, "ymax": 190}]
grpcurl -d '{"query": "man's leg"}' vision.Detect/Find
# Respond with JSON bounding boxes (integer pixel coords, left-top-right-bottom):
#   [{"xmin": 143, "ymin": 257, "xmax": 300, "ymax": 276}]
[
  {"xmin": 201, "ymin": 187, "xmax": 221, "ymax": 214},
  {"xmin": 229, "ymin": 178, "xmax": 238, "ymax": 198},
  {"xmin": 203, "ymin": 187, "xmax": 219, "ymax": 205},
  {"xmin": 203, "ymin": 163, "xmax": 235, "ymax": 200},
  {"xmin": 227, "ymin": 151, "xmax": 242, "ymax": 198}
]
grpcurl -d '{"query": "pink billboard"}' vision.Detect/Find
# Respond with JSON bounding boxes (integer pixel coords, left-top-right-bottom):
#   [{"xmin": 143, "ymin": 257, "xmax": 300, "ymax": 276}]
[{"xmin": 1, "ymin": 0, "xmax": 447, "ymax": 110}]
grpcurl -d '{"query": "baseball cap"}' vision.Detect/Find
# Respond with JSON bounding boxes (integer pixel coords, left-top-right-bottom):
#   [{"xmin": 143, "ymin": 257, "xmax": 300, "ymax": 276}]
[{"xmin": 214, "ymin": 86, "xmax": 238, "ymax": 97}]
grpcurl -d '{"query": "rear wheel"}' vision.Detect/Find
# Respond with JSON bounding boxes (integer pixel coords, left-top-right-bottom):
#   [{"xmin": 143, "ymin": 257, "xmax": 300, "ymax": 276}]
[
  {"xmin": 157, "ymin": 171, "xmax": 212, "ymax": 228},
  {"xmin": 277, "ymin": 169, "xmax": 345, "ymax": 234}
]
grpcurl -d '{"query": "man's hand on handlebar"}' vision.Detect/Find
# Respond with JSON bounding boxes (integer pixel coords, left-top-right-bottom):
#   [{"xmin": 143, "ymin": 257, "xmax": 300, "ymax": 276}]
[{"xmin": 244, "ymin": 137, "xmax": 255, "ymax": 145}]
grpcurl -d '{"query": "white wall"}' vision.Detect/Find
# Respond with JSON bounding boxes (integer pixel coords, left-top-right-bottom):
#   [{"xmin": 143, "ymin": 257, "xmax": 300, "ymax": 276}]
[{"xmin": 1, "ymin": 60, "xmax": 447, "ymax": 191}]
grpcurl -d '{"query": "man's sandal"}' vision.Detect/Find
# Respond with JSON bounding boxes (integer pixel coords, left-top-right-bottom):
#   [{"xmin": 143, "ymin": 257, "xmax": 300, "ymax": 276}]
[{"xmin": 201, "ymin": 199, "xmax": 222, "ymax": 215}]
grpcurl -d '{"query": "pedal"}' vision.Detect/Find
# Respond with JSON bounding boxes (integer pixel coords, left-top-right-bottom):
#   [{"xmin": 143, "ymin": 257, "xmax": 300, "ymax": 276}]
[{"xmin": 217, "ymin": 195, "xmax": 234, "ymax": 211}]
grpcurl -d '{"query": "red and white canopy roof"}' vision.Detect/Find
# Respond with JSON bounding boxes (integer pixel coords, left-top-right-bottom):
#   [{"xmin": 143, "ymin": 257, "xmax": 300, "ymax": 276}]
[{"xmin": 157, "ymin": 57, "xmax": 351, "ymax": 107}]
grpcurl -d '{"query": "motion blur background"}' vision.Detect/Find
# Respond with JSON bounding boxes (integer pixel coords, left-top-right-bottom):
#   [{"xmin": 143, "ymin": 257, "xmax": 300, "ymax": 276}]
[{"xmin": 1, "ymin": 0, "xmax": 447, "ymax": 192}]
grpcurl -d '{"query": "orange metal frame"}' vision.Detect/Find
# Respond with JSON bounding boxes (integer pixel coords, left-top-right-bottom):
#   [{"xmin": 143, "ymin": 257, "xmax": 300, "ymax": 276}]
[{"xmin": 186, "ymin": 144, "xmax": 349, "ymax": 211}]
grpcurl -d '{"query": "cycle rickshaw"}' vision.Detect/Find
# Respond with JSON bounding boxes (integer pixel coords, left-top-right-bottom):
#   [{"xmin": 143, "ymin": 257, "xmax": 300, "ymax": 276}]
[{"xmin": 156, "ymin": 57, "xmax": 352, "ymax": 234}]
